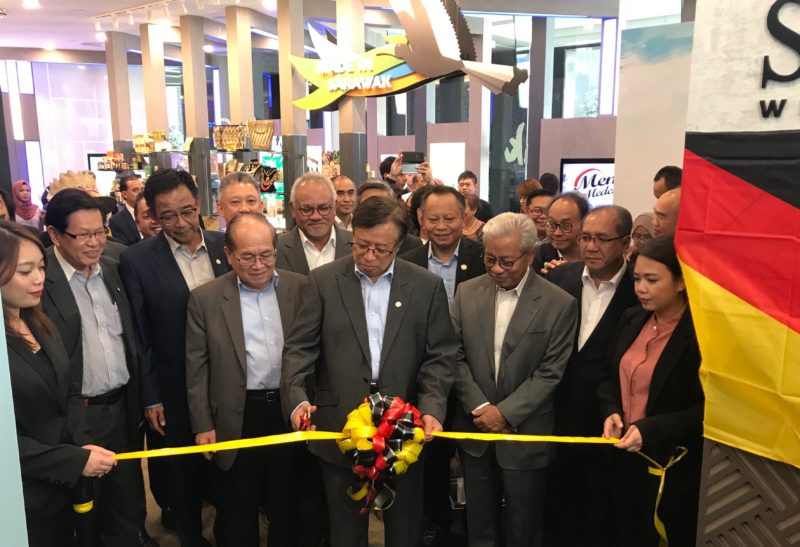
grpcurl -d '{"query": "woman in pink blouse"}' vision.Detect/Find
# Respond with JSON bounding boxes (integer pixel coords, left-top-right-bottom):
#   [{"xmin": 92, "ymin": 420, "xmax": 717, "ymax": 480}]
[{"xmin": 597, "ymin": 237, "xmax": 704, "ymax": 547}]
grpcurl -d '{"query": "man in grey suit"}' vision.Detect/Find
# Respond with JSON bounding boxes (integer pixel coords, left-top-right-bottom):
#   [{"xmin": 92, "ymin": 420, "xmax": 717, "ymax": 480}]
[
  {"xmin": 186, "ymin": 213, "xmax": 306, "ymax": 547},
  {"xmin": 276, "ymin": 173, "xmax": 352, "ymax": 274},
  {"xmin": 281, "ymin": 197, "xmax": 457, "ymax": 547},
  {"xmin": 452, "ymin": 213, "xmax": 578, "ymax": 547}
]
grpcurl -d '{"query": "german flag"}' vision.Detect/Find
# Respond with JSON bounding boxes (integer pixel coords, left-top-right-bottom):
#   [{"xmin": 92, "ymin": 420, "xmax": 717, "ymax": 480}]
[{"xmin": 676, "ymin": 131, "xmax": 800, "ymax": 469}]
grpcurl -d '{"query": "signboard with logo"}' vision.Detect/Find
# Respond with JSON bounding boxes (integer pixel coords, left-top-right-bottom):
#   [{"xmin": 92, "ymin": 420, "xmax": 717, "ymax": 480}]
[
  {"xmin": 290, "ymin": 0, "xmax": 528, "ymax": 110},
  {"xmin": 559, "ymin": 158, "xmax": 615, "ymax": 207}
]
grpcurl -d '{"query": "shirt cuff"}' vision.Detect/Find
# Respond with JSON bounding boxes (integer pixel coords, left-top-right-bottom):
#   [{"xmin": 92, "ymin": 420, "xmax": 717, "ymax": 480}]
[
  {"xmin": 472, "ymin": 402, "xmax": 490, "ymax": 414},
  {"xmin": 145, "ymin": 403, "xmax": 163, "ymax": 409}
]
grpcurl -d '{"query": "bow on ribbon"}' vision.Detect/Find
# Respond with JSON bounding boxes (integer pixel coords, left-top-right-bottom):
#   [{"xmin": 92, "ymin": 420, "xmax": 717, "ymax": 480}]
[{"xmin": 337, "ymin": 393, "xmax": 425, "ymax": 514}]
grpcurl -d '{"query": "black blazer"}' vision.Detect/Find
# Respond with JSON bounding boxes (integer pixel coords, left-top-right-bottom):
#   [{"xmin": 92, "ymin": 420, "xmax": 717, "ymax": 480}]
[
  {"xmin": 118, "ymin": 231, "xmax": 229, "ymax": 416},
  {"xmin": 476, "ymin": 198, "xmax": 493, "ymax": 222},
  {"xmin": 275, "ymin": 225, "xmax": 352, "ymax": 275},
  {"xmin": 548, "ymin": 261, "xmax": 639, "ymax": 435},
  {"xmin": 533, "ymin": 241, "xmax": 560, "ymax": 274},
  {"xmin": 41, "ymin": 249, "xmax": 142, "ymax": 447},
  {"xmin": 109, "ymin": 206, "xmax": 141, "ymax": 246},
  {"xmin": 397, "ymin": 233, "xmax": 423, "ymax": 255},
  {"xmin": 7, "ymin": 327, "xmax": 89, "ymax": 518},
  {"xmin": 398, "ymin": 236, "xmax": 485, "ymax": 294},
  {"xmin": 597, "ymin": 306, "xmax": 704, "ymax": 460}
]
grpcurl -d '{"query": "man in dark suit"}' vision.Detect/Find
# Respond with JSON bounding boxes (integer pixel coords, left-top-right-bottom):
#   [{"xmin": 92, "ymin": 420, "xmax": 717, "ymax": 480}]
[
  {"xmin": 357, "ymin": 180, "xmax": 423, "ymax": 255},
  {"xmin": 457, "ymin": 170, "xmax": 493, "ymax": 222},
  {"xmin": 120, "ymin": 169, "xmax": 229, "ymax": 547},
  {"xmin": 40, "ymin": 188, "xmax": 153, "ymax": 547},
  {"xmin": 276, "ymin": 173, "xmax": 352, "ymax": 274},
  {"xmin": 281, "ymin": 197, "xmax": 457, "ymax": 547},
  {"xmin": 399, "ymin": 185, "xmax": 484, "ymax": 545},
  {"xmin": 544, "ymin": 205, "xmax": 638, "ymax": 547},
  {"xmin": 452, "ymin": 213, "xmax": 577, "ymax": 547},
  {"xmin": 533, "ymin": 192, "xmax": 588, "ymax": 275},
  {"xmin": 186, "ymin": 213, "xmax": 306, "ymax": 546},
  {"xmin": 109, "ymin": 174, "xmax": 144, "ymax": 246}
]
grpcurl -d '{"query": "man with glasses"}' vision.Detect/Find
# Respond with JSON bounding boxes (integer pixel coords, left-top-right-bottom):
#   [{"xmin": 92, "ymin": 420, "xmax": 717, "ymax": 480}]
[
  {"xmin": 544, "ymin": 205, "xmax": 639, "ymax": 547},
  {"xmin": 451, "ymin": 213, "xmax": 577, "ymax": 547},
  {"xmin": 186, "ymin": 213, "xmax": 306, "ymax": 546},
  {"xmin": 42, "ymin": 188, "xmax": 155, "ymax": 546},
  {"xmin": 276, "ymin": 173, "xmax": 352, "ymax": 274},
  {"xmin": 216, "ymin": 172, "xmax": 264, "ymax": 228},
  {"xmin": 120, "ymin": 169, "xmax": 229, "ymax": 547},
  {"xmin": 533, "ymin": 192, "xmax": 589, "ymax": 275},
  {"xmin": 110, "ymin": 173, "xmax": 145, "ymax": 245},
  {"xmin": 281, "ymin": 196, "xmax": 457, "ymax": 547},
  {"xmin": 524, "ymin": 189, "xmax": 554, "ymax": 245}
]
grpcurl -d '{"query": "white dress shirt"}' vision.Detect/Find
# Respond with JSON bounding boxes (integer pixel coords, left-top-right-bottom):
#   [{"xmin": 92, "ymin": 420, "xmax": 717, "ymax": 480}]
[
  {"xmin": 578, "ymin": 262, "xmax": 627, "ymax": 350},
  {"xmin": 334, "ymin": 215, "xmax": 353, "ymax": 232},
  {"xmin": 165, "ymin": 231, "xmax": 216, "ymax": 291},
  {"xmin": 299, "ymin": 228, "xmax": 337, "ymax": 271},
  {"xmin": 493, "ymin": 267, "xmax": 530, "ymax": 381}
]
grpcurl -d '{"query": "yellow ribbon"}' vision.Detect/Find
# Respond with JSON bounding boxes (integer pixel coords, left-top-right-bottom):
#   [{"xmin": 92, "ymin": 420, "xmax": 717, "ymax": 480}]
[
  {"xmin": 114, "ymin": 430, "xmax": 621, "ymax": 460},
  {"xmin": 72, "ymin": 501, "xmax": 93, "ymax": 514},
  {"xmin": 638, "ymin": 446, "xmax": 688, "ymax": 547}
]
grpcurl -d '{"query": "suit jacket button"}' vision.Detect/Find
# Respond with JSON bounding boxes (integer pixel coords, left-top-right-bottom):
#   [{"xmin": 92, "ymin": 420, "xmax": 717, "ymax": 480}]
[
  {"xmin": 240, "ymin": 382, "xmax": 245, "ymax": 388},
  {"xmin": 489, "ymin": 372, "xmax": 495, "ymax": 380}
]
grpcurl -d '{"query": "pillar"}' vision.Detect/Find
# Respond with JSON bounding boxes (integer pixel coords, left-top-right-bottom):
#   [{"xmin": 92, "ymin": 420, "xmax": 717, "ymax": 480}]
[
  {"xmin": 525, "ymin": 17, "xmax": 550, "ymax": 179},
  {"xmin": 105, "ymin": 31, "xmax": 134, "ymax": 158},
  {"xmin": 278, "ymin": 0, "xmax": 307, "ymax": 227},
  {"xmin": 180, "ymin": 15, "xmax": 209, "ymax": 138},
  {"xmin": 225, "ymin": 6, "xmax": 255, "ymax": 123},
  {"xmin": 336, "ymin": 0, "xmax": 367, "ymax": 183},
  {"xmin": 139, "ymin": 24, "xmax": 169, "ymax": 132}
]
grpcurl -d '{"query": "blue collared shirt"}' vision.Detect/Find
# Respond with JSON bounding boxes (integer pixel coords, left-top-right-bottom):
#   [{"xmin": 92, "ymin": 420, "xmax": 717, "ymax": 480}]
[
  {"xmin": 427, "ymin": 241, "xmax": 460, "ymax": 308},
  {"xmin": 354, "ymin": 261, "xmax": 395, "ymax": 380},
  {"xmin": 238, "ymin": 272, "xmax": 284, "ymax": 389}
]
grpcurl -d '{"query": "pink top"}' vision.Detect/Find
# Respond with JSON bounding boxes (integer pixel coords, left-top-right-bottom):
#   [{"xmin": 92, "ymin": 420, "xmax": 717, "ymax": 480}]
[{"xmin": 619, "ymin": 306, "xmax": 685, "ymax": 427}]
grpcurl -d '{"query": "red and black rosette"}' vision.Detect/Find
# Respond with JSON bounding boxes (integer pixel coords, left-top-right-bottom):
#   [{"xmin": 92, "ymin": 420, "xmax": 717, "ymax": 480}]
[{"xmin": 337, "ymin": 393, "xmax": 425, "ymax": 513}]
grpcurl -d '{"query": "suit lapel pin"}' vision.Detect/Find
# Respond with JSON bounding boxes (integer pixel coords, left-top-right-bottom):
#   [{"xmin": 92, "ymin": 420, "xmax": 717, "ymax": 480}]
[
  {"xmin": 395, "ymin": 301, "xmax": 402, "ymax": 308},
  {"xmin": 460, "ymin": 264, "xmax": 468, "ymax": 271},
  {"xmin": 215, "ymin": 259, "xmax": 222, "ymax": 265}
]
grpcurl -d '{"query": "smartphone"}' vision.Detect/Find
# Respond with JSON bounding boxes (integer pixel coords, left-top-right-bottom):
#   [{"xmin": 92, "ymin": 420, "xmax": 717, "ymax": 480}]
[{"xmin": 401, "ymin": 151, "xmax": 425, "ymax": 174}]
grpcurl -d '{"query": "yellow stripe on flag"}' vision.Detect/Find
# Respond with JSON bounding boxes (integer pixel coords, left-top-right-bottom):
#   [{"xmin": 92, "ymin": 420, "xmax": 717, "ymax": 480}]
[{"xmin": 681, "ymin": 260, "xmax": 800, "ymax": 469}]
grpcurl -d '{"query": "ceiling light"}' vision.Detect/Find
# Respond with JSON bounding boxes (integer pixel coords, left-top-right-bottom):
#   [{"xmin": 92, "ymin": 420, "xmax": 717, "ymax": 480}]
[
  {"xmin": 203, "ymin": 44, "xmax": 214, "ymax": 53},
  {"xmin": 43, "ymin": 42, "xmax": 55, "ymax": 50},
  {"xmin": 22, "ymin": 0, "xmax": 41, "ymax": 9},
  {"xmin": 77, "ymin": 65, "xmax": 86, "ymax": 70},
  {"xmin": 146, "ymin": 6, "xmax": 152, "ymax": 21},
  {"xmin": 94, "ymin": 19, "xmax": 102, "ymax": 32},
  {"xmin": 163, "ymin": 1, "xmax": 170, "ymax": 17},
  {"xmin": 128, "ymin": 11, "xmax": 135, "ymax": 25},
  {"xmin": 180, "ymin": 0, "xmax": 188, "ymax": 14},
  {"xmin": 112, "ymin": 13, "xmax": 119, "ymax": 29},
  {"xmin": 262, "ymin": 0, "xmax": 276, "ymax": 10},
  {"xmin": 96, "ymin": 32, "xmax": 107, "ymax": 42}
]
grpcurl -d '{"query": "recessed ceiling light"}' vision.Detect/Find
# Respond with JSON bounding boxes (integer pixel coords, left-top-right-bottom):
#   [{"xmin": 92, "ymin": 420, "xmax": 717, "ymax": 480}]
[
  {"xmin": 22, "ymin": 0, "xmax": 41, "ymax": 9},
  {"xmin": 262, "ymin": 0, "xmax": 277, "ymax": 10},
  {"xmin": 202, "ymin": 44, "xmax": 214, "ymax": 53},
  {"xmin": 94, "ymin": 20, "xmax": 102, "ymax": 32},
  {"xmin": 77, "ymin": 65, "xmax": 86, "ymax": 70},
  {"xmin": 43, "ymin": 42, "xmax": 55, "ymax": 50},
  {"xmin": 96, "ymin": 32, "xmax": 107, "ymax": 42}
]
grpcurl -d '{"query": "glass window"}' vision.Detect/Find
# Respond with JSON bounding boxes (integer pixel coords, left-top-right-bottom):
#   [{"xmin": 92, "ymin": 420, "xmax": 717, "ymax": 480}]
[
  {"xmin": 434, "ymin": 74, "xmax": 469, "ymax": 123},
  {"xmin": 552, "ymin": 44, "xmax": 600, "ymax": 118}
]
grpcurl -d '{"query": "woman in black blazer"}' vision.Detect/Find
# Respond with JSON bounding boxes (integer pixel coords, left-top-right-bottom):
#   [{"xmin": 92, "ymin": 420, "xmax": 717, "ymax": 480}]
[
  {"xmin": 1, "ymin": 220, "xmax": 116, "ymax": 546},
  {"xmin": 598, "ymin": 237, "xmax": 704, "ymax": 546}
]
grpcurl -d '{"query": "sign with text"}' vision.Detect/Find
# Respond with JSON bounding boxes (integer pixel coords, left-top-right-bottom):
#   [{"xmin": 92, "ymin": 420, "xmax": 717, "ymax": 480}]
[
  {"xmin": 559, "ymin": 158, "xmax": 615, "ymax": 208},
  {"xmin": 291, "ymin": 0, "xmax": 527, "ymax": 110}
]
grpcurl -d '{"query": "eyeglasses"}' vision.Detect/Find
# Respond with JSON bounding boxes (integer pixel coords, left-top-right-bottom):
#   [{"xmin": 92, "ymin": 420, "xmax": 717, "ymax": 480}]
[
  {"xmin": 528, "ymin": 207, "xmax": 546, "ymax": 216},
  {"xmin": 484, "ymin": 252, "xmax": 527, "ymax": 270},
  {"xmin": 235, "ymin": 251, "xmax": 276, "ymax": 267},
  {"xmin": 545, "ymin": 220, "xmax": 575, "ymax": 233},
  {"xmin": 349, "ymin": 241, "xmax": 397, "ymax": 257},
  {"xmin": 578, "ymin": 234, "xmax": 627, "ymax": 246},
  {"xmin": 63, "ymin": 229, "xmax": 107, "ymax": 243},
  {"xmin": 295, "ymin": 204, "xmax": 334, "ymax": 217},
  {"xmin": 226, "ymin": 198, "xmax": 261, "ymax": 208},
  {"xmin": 632, "ymin": 233, "xmax": 652, "ymax": 244},
  {"xmin": 158, "ymin": 207, "xmax": 198, "ymax": 225}
]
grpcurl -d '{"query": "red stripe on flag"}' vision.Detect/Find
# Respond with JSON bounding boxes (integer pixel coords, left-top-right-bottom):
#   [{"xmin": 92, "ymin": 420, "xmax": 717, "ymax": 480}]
[{"xmin": 676, "ymin": 150, "xmax": 800, "ymax": 334}]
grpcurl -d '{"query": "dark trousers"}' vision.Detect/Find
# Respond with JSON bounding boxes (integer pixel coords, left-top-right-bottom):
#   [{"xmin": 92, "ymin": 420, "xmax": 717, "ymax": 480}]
[
  {"xmin": 26, "ymin": 504, "xmax": 74, "ymax": 547},
  {"xmin": 212, "ymin": 393, "xmax": 298, "ymax": 547},
  {"xmin": 319, "ymin": 456, "xmax": 423, "ymax": 547},
  {"xmin": 461, "ymin": 446, "xmax": 546, "ymax": 547},
  {"xmin": 543, "ymin": 444, "xmax": 615, "ymax": 547},
  {"xmin": 163, "ymin": 393, "xmax": 208, "ymax": 547},
  {"xmin": 144, "ymin": 425, "xmax": 170, "ymax": 510},
  {"xmin": 422, "ymin": 394, "xmax": 457, "ymax": 535},
  {"xmin": 84, "ymin": 393, "xmax": 145, "ymax": 547}
]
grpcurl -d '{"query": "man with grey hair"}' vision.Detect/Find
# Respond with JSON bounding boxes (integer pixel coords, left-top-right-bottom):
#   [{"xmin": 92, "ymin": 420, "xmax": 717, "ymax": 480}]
[
  {"xmin": 451, "ymin": 212, "xmax": 578, "ymax": 547},
  {"xmin": 216, "ymin": 172, "xmax": 264, "ymax": 227},
  {"xmin": 276, "ymin": 173, "xmax": 352, "ymax": 274}
]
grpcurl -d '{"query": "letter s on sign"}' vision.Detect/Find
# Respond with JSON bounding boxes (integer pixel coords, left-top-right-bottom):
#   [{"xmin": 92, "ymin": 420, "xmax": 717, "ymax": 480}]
[{"xmin": 762, "ymin": 0, "xmax": 800, "ymax": 88}]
